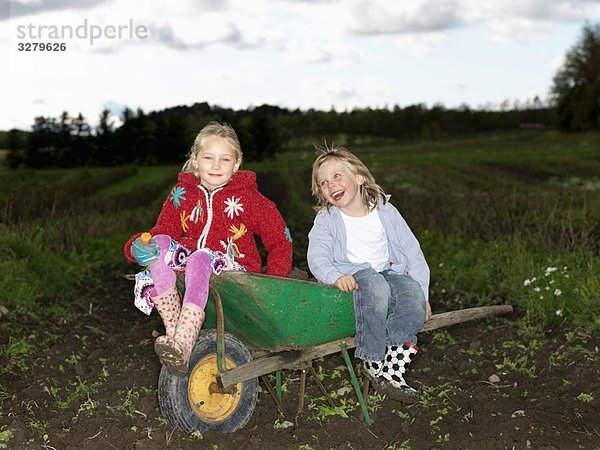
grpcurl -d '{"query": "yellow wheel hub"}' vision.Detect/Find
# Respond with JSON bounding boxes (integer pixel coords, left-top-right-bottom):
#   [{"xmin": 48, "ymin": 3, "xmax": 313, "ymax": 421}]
[{"xmin": 188, "ymin": 354, "xmax": 242, "ymax": 423}]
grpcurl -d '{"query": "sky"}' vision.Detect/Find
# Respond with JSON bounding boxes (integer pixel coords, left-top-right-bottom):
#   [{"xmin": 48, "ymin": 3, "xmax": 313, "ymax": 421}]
[{"xmin": 3, "ymin": 0, "xmax": 600, "ymax": 130}]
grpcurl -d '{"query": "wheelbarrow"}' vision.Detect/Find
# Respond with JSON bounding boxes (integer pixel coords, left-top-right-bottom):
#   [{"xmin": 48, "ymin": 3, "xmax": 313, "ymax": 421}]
[{"xmin": 157, "ymin": 272, "xmax": 512, "ymax": 433}]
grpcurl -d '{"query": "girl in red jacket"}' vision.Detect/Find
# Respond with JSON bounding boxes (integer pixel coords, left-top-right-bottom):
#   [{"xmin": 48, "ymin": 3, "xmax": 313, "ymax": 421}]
[{"xmin": 125, "ymin": 122, "xmax": 293, "ymax": 376}]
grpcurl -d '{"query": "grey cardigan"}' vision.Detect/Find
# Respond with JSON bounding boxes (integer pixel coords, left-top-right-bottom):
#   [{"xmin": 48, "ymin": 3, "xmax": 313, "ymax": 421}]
[{"xmin": 307, "ymin": 198, "xmax": 430, "ymax": 301}]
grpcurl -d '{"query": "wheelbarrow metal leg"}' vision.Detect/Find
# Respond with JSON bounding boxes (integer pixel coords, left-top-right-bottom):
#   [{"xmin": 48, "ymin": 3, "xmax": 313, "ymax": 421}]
[
  {"xmin": 309, "ymin": 365, "xmax": 336, "ymax": 408},
  {"xmin": 341, "ymin": 340, "xmax": 372, "ymax": 425},
  {"xmin": 298, "ymin": 368, "xmax": 307, "ymax": 411},
  {"xmin": 362, "ymin": 379, "xmax": 370, "ymax": 406},
  {"xmin": 261, "ymin": 375, "xmax": 289, "ymax": 418},
  {"xmin": 276, "ymin": 370, "xmax": 283, "ymax": 401},
  {"xmin": 297, "ymin": 360, "xmax": 335, "ymax": 411}
]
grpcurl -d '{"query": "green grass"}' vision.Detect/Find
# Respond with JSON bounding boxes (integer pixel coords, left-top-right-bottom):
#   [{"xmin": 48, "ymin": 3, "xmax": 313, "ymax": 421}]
[
  {"xmin": 93, "ymin": 165, "xmax": 178, "ymax": 197},
  {"xmin": 0, "ymin": 130, "xmax": 597, "ymax": 331},
  {"xmin": 421, "ymin": 223, "xmax": 598, "ymax": 331},
  {"xmin": 0, "ymin": 235, "xmax": 77, "ymax": 310}
]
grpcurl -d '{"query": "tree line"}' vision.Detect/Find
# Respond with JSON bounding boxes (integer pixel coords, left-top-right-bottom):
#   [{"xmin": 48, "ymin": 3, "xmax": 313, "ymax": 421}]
[{"xmin": 3, "ymin": 101, "xmax": 556, "ymax": 168}]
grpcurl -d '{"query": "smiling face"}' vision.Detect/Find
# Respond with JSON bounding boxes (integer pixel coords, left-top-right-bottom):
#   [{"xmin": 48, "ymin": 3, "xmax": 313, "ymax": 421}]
[
  {"xmin": 193, "ymin": 136, "xmax": 241, "ymax": 190},
  {"xmin": 316, "ymin": 157, "xmax": 367, "ymax": 216}
]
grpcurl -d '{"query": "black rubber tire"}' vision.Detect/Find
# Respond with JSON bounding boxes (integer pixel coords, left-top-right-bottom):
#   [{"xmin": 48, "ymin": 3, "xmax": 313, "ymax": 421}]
[{"xmin": 157, "ymin": 329, "xmax": 258, "ymax": 433}]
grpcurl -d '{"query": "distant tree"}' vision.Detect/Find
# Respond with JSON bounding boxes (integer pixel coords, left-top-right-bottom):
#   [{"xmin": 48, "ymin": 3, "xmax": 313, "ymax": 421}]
[
  {"xmin": 552, "ymin": 23, "xmax": 600, "ymax": 131},
  {"xmin": 133, "ymin": 108, "xmax": 160, "ymax": 163},
  {"xmin": 163, "ymin": 114, "xmax": 189, "ymax": 163},
  {"xmin": 114, "ymin": 107, "xmax": 136, "ymax": 163},
  {"xmin": 122, "ymin": 107, "xmax": 134, "ymax": 123},
  {"xmin": 243, "ymin": 115, "xmax": 282, "ymax": 161},
  {"xmin": 26, "ymin": 116, "xmax": 60, "ymax": 167},
  {"xmin": 532, "ymin": 96, "xmax": 544, "ymax": 109},
  {"xmin": 72, "ymin": 113, "xmax": 91, "ymax": 137},
  {"xmin": 56, "ymin": 111, "xmax": 74, "ymax": 165},
  {"xmin": 71, "ymin": 113, "xmax": 92, "ymax": 165},
  {"xmin": 97, "ymin": 109, "xmax": 114, "ymax": 136},
  {"xmin": 95, "ymin": 109, "xmax": 115, "ymax": 165},
  {"xmin": 6, "ymin": 128, "xmax": 28, "ymax": 168}
]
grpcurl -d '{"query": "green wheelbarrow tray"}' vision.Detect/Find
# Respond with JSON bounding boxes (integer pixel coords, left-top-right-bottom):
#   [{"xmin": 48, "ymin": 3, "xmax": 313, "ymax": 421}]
[
  {"xmin": 178, "ymin": 271, "xmax": 513, "ymax": 389},
  {"xmin": 204, "ymin": 271, "xmax": 356, "ymax": 351}
]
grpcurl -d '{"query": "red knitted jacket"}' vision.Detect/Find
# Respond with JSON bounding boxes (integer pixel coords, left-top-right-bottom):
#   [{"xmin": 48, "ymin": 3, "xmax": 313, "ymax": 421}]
[{"xmin": 124, "ymin": 170, "xmax": 293, "ymax": 277}]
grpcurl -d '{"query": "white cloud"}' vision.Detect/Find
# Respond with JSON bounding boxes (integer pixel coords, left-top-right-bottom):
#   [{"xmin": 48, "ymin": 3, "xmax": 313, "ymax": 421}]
[
  {"xmin": 484, "ymin": 18, "xmax": 554, "ymax": 43},
  {"xmin": 284, "ymin": 40, "xmax": 363, "ymax": 64},
  {"xmin": 349, "ymin": 0, "xmax": 462, "ymax": 35},
  {"xmin": 146, "ymin": 20, "xmax": 262, "ymax": 51},
  {"xmin": 458, "ymin": 0, "xmax": 593, "ymax": 42},
  {"xmin": 279, "ymin": 0, "xmax": 341, "ymax": 3},
  {"xmin": 296, "ymin": 76, "xmax": 393, "ymax": 111},
  {"xmin": 327, "ymin": 80, "xmax": 358, "ymax": 100},
  {"xmin": 388, "ymin": 32, "xmax": 446, "ymax": 57},
  {"xmin": 2, "ymin": 0, "xmax": 105, "ymax": 21},
  {"xmin": 357, "ymin": 76, "xmax": 394, "ymax": 101},
  {"xmin": 442, "ymin": 80, "xmax": 467, "ymax": 90},
  {"xmin": 460, "ymin": 0, "xmax": 585, "ymax": 23}
]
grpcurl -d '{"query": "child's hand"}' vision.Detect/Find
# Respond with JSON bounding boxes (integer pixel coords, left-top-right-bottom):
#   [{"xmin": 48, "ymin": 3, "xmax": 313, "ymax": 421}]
[
  {"xmin": 131, "ymin": 234, "xmax": 160, "ymax": 266},
  {"xmin": 335, "ymin": 275, "xmax": 359, "ymax": 293},
  {"xmin": 425, "ymin": 301, "xmax": 432, "ymax": 321}
]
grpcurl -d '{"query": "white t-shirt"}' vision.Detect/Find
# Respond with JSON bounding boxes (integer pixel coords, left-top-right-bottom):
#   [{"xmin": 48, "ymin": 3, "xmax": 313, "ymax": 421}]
[{"xmin": 341, "ymin": 209, "xmax": 390, "ymax": 272}]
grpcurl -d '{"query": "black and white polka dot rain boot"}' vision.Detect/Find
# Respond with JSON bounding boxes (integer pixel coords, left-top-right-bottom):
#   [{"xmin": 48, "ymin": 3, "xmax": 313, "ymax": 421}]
[
  {"xmin": 362, "ymin": 359, "xmax": 383, "ymax": 384},
  {"xmin": 378, "ymin": 342, "xmax": 420, "ymax": 403}
]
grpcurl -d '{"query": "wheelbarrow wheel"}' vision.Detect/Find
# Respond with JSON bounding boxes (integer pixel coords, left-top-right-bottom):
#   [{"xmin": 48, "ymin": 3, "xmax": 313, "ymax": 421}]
[{"xmin": 158, "ymin": 329, "xmax": 258, "ymax": 433}]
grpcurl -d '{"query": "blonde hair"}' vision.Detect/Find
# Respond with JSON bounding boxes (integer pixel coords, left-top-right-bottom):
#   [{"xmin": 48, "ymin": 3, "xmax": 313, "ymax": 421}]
[
  {"xmin": 311, "ymin": 143, "xmax": 386, "ymax": 212},
  {"xmin": 182, "ymin": 121, "xmax": 243, "ymax": 176}
]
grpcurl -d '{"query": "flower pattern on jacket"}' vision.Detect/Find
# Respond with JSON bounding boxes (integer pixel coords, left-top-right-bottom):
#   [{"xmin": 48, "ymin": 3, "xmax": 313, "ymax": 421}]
[
  {"xmin": 170, "ymin": 186, "xmax": 187, "ymax": 208},
  {"xmin": 180, "ymin": 210, "xmax": 191, "ymax": 232},
  {"xmin": 221, "ymin": 223, "xmax": 247, "ymax": 260},
  {"xmin": 224, "ymin": 196, "xmax": 244, "ymax": 219}
]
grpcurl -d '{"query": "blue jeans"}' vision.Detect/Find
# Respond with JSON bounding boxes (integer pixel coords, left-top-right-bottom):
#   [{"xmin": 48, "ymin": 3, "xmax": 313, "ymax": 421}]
[{"xmin": 352, "ymin": 268, "xmax": 427, "ymax": 362}]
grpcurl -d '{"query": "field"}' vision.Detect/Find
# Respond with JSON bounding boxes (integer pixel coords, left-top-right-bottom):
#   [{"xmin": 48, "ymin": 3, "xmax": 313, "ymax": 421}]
[{"xmin": 0, "ymin": 130, "xmax": 598, "ymax": 449}]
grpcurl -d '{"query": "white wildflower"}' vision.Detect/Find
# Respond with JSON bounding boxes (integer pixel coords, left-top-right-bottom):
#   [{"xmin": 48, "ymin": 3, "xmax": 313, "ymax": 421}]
[
  {"xmin": 524, "ymin": 279, "xmax": 531, "ymax": 286},
  {"xmin": 545, "ymin": 266, "xmax": 557, "ymax": 276},
  {"xmin": 554, "ymin": 289, "xmax": 562, "ymax": 297},
  {"xmin": 555, "ymin": 309, "xmax": 563, "ymax": 317},
  {"xmin": 439, "ymin": 262, "xmax": 444, "ymax": 267},
  {"xmin": 545, "ymin": 286, "xmax": 550, "ymax": 291},
  {"xmin": 533, "ymin": 287, "xmax": 540, "ymax": 292},
  {"xmin": 549, "ymin": 280, "xmax": 555, "ymax": 284}
]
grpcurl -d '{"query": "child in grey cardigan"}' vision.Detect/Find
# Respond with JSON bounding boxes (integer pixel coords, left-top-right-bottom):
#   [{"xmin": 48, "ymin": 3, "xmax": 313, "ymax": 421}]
[{"xmin": 307, "ymin": 145, "xmax": 431, "ymax": 402}]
